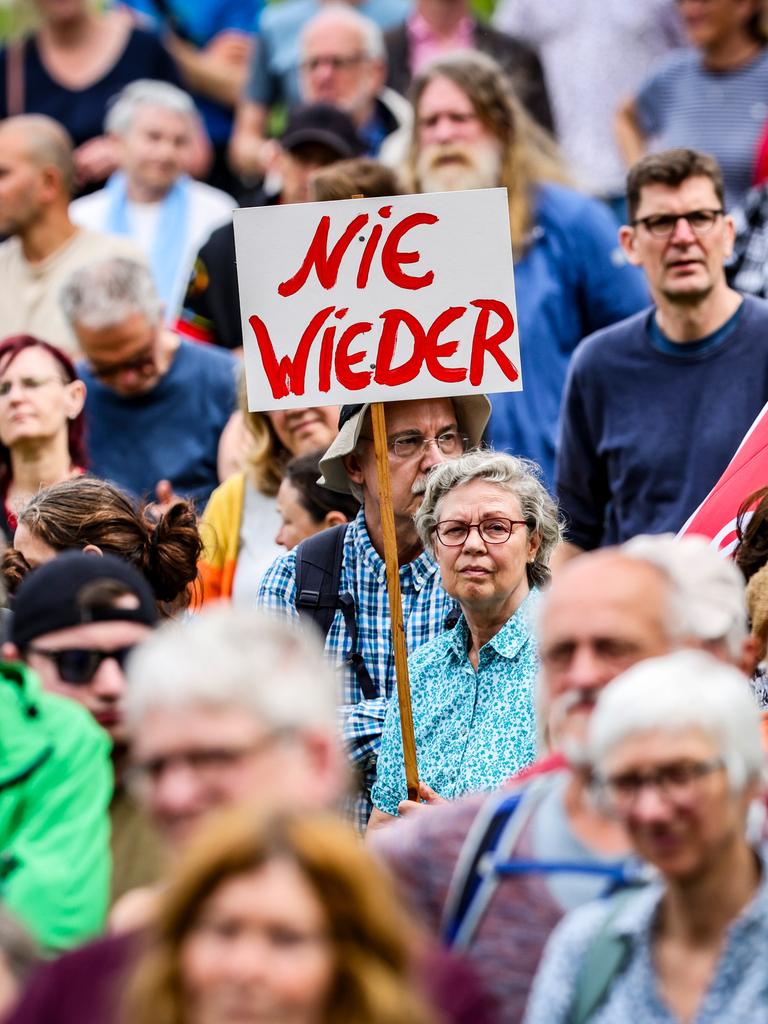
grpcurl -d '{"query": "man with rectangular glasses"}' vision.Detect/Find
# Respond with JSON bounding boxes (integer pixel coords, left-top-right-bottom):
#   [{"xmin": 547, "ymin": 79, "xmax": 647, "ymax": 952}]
[{"xmin": 555, "ymin": 147, "xmax": 768, "ymax": 558}]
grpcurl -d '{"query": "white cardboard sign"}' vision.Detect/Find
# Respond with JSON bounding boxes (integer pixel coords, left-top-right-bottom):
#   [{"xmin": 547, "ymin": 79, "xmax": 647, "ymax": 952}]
[{"xmin": 233, "ymin": 188, "xmax": 521, "ymax": 411}]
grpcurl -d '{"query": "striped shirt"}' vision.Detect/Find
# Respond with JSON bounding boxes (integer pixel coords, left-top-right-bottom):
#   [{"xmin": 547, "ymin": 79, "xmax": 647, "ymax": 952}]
[
  {"xmin": 635, "ymin": 47, "xmax": 768, "ymax": 209},
  {"xmin": 256, "ymin": 509, "xmax": 455, "ymax": 831}
]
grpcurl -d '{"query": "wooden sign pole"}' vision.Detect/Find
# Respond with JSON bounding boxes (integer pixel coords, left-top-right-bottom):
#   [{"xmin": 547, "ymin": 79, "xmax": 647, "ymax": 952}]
[{"xmin": 370, "ymin": 401, "xmax": 420, "ymax": 802}]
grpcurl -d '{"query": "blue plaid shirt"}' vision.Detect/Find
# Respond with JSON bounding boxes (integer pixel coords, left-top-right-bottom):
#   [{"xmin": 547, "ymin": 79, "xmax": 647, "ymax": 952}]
[{"xmin": 256, "ymin": 509, "xmax": 455, "ymax": 830}]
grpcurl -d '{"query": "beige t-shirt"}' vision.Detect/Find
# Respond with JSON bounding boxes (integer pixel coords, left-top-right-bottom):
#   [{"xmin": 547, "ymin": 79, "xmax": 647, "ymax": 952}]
[{"xmin": 0, "ymin": 228, "xmax": 144, "ymax": 354}]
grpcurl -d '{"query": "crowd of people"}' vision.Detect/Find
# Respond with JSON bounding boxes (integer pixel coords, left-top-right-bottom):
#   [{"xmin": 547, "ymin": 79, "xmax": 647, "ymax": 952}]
[{"xmin": 2, "ymin": 0, "xmax": 768, "ymax": 1022}]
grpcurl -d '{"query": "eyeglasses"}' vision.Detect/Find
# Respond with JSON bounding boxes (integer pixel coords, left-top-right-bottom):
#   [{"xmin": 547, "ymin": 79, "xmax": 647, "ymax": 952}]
[
  {"xmin": 596, "ymin": 756, "xmax": 725, "ymax": 813},
  {"xmin": 88, "ymin": 342, "xmax": 157, "ymax": 382},
  {"xmin": 386, "ymin": 430, "xmax": 468, "ymax": 459},
  {"xmin": 0, "ymin": 375, "xmax": 66, "ymax": 398},
  {"xmin": 631, "ymin": 208, "xmax": 724, "ymax": 238},
  {"xmin": 127, "ymin": 733, "xmax": 286, "ymax": 792},
  {"xmin": 26, "ymin": 645, "xmax": 137, "ymax": 685},
  {"xmin": 418, "ymin": 110, "xmax": 480, "ymax": 132},
  {"xmin": 300, "ymin": 53, "xmax": 367, "ymax": 73},
  {"xmin": 435, "ymin": 517, "xmax": 527, "ymax": 546}
]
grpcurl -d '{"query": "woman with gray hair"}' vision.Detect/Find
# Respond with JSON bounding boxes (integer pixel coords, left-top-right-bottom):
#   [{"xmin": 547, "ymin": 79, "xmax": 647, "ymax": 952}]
[
  {"xmin": 526, "ymin": 650, "xmax": 768, "ymax": 1024},
  {"xmin": 369, "ymin": 450, "xmax": 560, "ymax": 828}
]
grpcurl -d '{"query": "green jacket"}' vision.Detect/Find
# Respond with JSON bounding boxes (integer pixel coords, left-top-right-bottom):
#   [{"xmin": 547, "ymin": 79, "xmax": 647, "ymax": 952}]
[{"xmin": 0, "ymin": 662, "xmax": 113, "ymax": 950}]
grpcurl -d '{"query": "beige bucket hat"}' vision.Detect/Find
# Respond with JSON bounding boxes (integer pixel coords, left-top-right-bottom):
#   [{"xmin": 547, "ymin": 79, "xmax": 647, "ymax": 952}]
[{"xmin": 319, "ymin": 395, "xmax": 492, "ymax": 494}]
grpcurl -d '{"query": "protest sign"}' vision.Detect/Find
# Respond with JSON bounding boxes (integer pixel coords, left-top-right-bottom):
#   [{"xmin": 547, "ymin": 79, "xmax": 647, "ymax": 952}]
[
  {"xmin": 233, "ymin": 188, "xmax": 520, "ymax": 411},
  {"xmin": 234, "ymin": 189, "xmax": 520, "ymax": 802},
  {"xmin": 680, "ymin": 399, "xmax": 768, "ymax": 554}
]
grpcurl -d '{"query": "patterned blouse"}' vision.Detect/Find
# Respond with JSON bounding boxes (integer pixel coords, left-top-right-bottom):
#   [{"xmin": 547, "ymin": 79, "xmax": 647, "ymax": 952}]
[
  {"xmin": 371, "ymin": 590, "xmax": 540, "ymax": 816},
  {"xmin": 524, "ymin": 849, "xmax": 768, "ymax": 1024}
]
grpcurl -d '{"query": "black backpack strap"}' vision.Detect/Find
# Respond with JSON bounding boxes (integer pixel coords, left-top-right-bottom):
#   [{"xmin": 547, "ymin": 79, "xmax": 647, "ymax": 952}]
[
  {"xmin": 294, "ymin": 525, "xmax": 378, "ymax": 701},
  {"xmin": 295, "ymin": 524, "xmax": 348, "ymax": 638}
]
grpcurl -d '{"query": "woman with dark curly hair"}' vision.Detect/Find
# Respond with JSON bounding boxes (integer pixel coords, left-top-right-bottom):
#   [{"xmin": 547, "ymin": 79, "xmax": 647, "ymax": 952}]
[
  {"xmin": 5, "ymin": 476, "xmax": 201, "ymax": 616},
  {"xmin": 0, "ymin": 335, "xmax": 87, "ymax": 542}
]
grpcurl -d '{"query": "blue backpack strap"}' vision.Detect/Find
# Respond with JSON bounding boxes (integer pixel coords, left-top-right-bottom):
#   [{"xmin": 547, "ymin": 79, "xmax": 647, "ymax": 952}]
[
  {"xmin": 441, "ymin": 775, "xmax": 553, "ymax": 949},
  {"xmin": 294, "ymin": 525, "xmax": 377, "ymax": 701}
]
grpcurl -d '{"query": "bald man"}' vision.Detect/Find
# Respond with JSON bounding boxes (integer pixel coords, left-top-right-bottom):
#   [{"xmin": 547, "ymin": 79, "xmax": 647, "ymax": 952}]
[{"xmin": 0, "ymin": 115, "xmax": 142, "ymax": 354}]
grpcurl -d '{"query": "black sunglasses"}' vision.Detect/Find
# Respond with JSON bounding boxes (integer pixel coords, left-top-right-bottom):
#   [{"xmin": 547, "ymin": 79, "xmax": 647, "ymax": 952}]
[{"xmin": 26, "ymin": 645, "xmax": 137, "ymax": 685}]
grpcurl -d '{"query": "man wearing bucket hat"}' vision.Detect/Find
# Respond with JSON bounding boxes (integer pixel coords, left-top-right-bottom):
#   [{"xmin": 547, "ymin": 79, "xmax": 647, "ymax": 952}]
[{"xmin": 257, "ymin": 395, "xmax": 490, "ymax": 830}]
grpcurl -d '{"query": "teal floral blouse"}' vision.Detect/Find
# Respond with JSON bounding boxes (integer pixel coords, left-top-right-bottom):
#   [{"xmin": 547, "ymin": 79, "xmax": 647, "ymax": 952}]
[{"xmin": 371, "ymin": 590, "xmax": 540, "ymax": 816}]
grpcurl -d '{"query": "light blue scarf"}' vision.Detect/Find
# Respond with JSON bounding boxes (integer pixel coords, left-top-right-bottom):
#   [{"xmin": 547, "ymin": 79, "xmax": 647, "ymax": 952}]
[{"xmin": 103, "ymin": 171, "xmax": 190, "ymax": 311}]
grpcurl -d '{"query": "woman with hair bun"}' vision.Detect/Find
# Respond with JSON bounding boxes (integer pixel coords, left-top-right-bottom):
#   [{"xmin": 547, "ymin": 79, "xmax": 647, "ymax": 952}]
[
  {"xmin": 5, "ymin": 476, "xmax": 201, "ymax": 616},
  {"xmin": 0, "ymin": 335, "xmax": 87, "ymax": 542}
]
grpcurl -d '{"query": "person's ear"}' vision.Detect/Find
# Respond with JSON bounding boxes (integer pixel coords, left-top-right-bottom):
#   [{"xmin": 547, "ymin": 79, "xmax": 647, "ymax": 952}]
[
  {"xmin": 2, "ymin": 642, "xmax": 20, "ymax": 661},
  {"xmin": 63, "ymin": 378, "xmax": 86, "ymax": 421},
  {"xmin": 323, "ymin": 510, "xmax": 348, "ymax": 528},
  {"xmin": 342, "ymin": 451, "xmax": 364, "ymax": 486},
  {"xmin": 723, "ymin": 213, "xmax": 736, "ymax": 261},
  {"xmin": 739, "ymin": 633, "xmax": 762, "ymax": 678},
  {"xmin": 82, "ymin": 543, "xmax": 103, "ymax": 557},
  {"xmin": 618, "ymin": 224, "xmax": 642, "ymax": 266},
  {"xmin": 370, "ymin": 57, "xmax": 386, "ymax": 93},
  {"xmin": 527, "ymin": 529, "xmax": 542, "ymax": 565}
]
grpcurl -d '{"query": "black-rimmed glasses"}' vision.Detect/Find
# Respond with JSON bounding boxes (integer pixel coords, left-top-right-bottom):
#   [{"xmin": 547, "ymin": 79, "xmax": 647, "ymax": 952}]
[
  {"xmin": 631, "ymin": 208, "xmax": 724, "ymax": 238},
  {"xmin": 26, "ymin": 645, "xmax": 137, "ymax": 685}
]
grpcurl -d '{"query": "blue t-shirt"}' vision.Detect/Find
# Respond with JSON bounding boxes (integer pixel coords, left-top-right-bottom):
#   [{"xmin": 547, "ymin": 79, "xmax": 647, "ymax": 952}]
[
  {"xmin": 555, "ymin": 295, "xmax": 768, "ymax": 548},
  {"xmin": 635, "ymin": 47, "xmax": 768, "ymax": 209},
  {"xmin": 79, "ymin": 340, "xmax": 237, "ymax": 507},
  {"xmin": 486, "ymin": 184, "xmax": 649, "ymax": 489}
]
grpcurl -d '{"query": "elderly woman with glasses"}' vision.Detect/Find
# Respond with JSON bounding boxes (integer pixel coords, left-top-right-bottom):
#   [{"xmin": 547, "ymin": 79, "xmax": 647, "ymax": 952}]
[
  {"xmin": 369, "ymin": 450, "xmax": 561, "ymax": 829},
  {"xmin": 525, "ymin": 650, "xmax": 768, "ymax": 1024}
]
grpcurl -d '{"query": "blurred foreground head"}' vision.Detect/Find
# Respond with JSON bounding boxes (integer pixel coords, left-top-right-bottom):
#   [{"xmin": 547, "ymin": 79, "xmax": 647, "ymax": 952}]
[
  {"xmin": 125, "ymin": 609, "xmax": 347, "ymax": 846},
  {"xmin": 125, "ymin": 808, "xmax": 434, "ymax": 1024}
]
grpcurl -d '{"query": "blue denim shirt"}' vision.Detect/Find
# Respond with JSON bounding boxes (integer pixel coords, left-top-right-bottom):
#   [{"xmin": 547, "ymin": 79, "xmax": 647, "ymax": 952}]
[{"xmin": 525, "ymin": 847, "xmax": 768, "ymax": 1024}]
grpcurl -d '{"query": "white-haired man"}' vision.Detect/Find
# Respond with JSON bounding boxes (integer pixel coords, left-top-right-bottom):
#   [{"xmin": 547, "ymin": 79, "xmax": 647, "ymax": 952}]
[
  {"xmin": 371, "ymin": 535, "xmax": 756, "ymax": 1022},
  {"xmin": 5, "ymin": 608, "xmax": 347, "ymax": 1024},
  {"xmin": 70, "ymin": 80, "xmax": 235, "ymax": 321},
  {"xmin": 61, "ymin": 257, "xmax": 237, "ymax": 508},
  {"xmin": 231, "ymin": 4, "xmax": 410, "ymax": 178},
  {"xmin": 257, "ymin": 397, "xmax": 490, "ymax": 831}
]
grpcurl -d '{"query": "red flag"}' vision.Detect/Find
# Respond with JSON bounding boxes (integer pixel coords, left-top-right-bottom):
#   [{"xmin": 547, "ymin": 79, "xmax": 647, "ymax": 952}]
[{"xmin": 679, "ymin": 400, "xmax": 768, "ymax": 554}]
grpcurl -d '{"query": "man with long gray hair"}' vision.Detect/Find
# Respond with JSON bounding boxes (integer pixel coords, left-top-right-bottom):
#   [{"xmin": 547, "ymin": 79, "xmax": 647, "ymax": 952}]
[
  {"xmin": 405, "ymin": 52, "xmax": 647, "ymax": 487},
  {"xmin": 61, "ymin": 256, "xmax": 237, "ymax": 508},
  {"xmin": 70, "ymin": 80, "xmax": 234, "ymax": 320}
]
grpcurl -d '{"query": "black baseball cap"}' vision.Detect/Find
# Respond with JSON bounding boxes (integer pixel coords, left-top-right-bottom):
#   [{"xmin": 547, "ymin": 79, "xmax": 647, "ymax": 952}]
[
  {"xmin": 280, "ymin": 103, "xmax": 364, "ymax": 160},
  {"xmin": 12, "ymin": 551, "xmax": 158, "ymax": 649}
]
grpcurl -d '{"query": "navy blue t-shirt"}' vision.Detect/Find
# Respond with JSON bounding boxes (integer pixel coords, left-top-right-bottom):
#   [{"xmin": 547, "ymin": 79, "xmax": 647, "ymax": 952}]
[
  {"xmin": 556, "ymin": 295, "xmax": 768, "ymax": 548},
  {"xmin": 79, "ymin": 340, "xmax": 237, "ymax": 508},
  {"xmin": 0, "ymin": 29, "xmax": 180, "ymax": 152}
]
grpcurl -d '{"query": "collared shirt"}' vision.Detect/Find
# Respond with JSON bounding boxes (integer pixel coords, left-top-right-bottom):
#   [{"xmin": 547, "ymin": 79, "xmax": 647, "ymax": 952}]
[
  {"xmin": 525, "ymin": 848, "xmax": 768, "ymax": 1023},
  {"xmin": 406, "ymin": 9, "xmax": 474, "ymax": 78},
  {"xmin": 371, "ymin": 592, "xmax": 540, "ymax": 817},
  {"xmin": 256, "ymin": 509, "xmax": 455, "ymax": 831}
]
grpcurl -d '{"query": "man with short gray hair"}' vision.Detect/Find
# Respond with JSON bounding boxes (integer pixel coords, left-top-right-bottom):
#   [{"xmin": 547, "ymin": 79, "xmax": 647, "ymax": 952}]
[
  {"xmin": 0, "ymin": 115, "xmax": 142, "ymax": 354},
  {"xmin": 70, "ymin": 80, "xmax": 234, "ymax": 321},
  {"xmin": 125, "ymin": 607, "xmax": 347, "ymax": 846},
  {"xmin": 231, "ymin": 4, "xmax": 410, "ymax": 178},
  {"xmin": 62, "ymin": 256, "xmax": 236, "ymax": 507}
]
